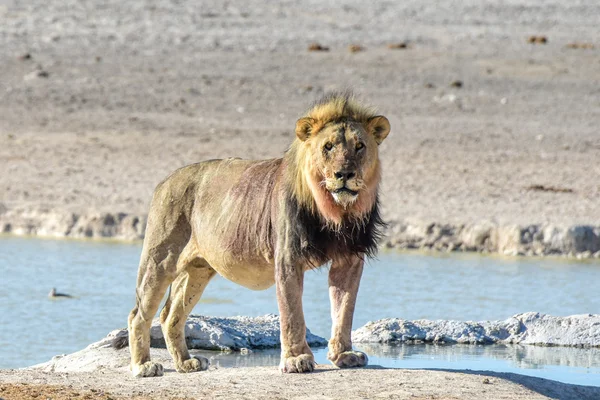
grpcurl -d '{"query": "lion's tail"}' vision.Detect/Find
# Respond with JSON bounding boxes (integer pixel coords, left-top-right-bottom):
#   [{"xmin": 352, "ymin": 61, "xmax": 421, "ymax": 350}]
[{"xmin": 110, "ymin": 329, "xmax": 130, "ymax": 349}]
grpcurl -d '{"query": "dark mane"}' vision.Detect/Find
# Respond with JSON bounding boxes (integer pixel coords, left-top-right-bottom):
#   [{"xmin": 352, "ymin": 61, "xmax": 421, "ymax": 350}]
[{"xmin": 284, "ymin": 192, "xmax": 385, "ymax": 266}]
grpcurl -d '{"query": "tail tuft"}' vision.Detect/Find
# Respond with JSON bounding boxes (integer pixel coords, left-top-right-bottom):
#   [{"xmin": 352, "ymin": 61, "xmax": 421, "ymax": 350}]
[{"xmin": 111, "ymin": 332, "xmax": 129, "ymax": 349}]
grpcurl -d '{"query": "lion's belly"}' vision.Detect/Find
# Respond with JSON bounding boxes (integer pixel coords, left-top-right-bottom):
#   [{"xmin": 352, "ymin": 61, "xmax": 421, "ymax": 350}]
[{"xmin": 203, "ymin": 253, "xmax": 276, "ymax": 291}]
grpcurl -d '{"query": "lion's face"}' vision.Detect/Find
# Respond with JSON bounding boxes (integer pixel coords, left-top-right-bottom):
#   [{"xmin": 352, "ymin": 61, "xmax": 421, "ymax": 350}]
[
  {"xmin": 310, "ymin": 121, "xmax": 377, "ymax": 208},
  {"xmin": 295, "ymin": 115, "xmax": 390, "ymax": 221}
]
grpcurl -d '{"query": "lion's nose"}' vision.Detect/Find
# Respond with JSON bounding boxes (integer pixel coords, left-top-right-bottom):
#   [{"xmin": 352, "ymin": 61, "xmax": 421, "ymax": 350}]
[{"xmin": 334, "ymin": 170, "xmax": 356, "ymax": 181}]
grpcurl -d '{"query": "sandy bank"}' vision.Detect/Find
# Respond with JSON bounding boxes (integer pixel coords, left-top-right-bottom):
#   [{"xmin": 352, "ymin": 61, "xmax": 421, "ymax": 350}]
[{"xmin": 2, "ymin": 365, "xmax": 599, "ymax": 400}]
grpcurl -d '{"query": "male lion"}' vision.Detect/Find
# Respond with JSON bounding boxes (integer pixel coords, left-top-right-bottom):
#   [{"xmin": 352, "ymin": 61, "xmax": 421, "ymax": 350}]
[{"xmin": 128, "ymin": 92, "xmax": 390, "ymax": 377}]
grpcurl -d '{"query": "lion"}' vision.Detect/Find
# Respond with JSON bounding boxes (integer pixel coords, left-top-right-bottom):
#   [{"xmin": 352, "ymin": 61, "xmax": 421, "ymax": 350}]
[{"xmin": 127, "ymin": 92, "xmax": 390, "ymax": 377}]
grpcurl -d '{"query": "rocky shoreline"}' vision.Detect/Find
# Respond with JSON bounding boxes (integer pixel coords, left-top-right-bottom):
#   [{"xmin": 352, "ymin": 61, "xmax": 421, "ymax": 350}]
[
  {"xmin": 28, "ymin": 312, "xmax": 600, "ymax": 374},
  {"xmin": 2, "ymin": 206, "xmax": 600, "ymax": 259},
  {"xmin": 384, "ymin": 220, "xmax": 600, "ymax": 259},
  {"xmin": 2, "ymin": 312, "xmax": 598, "ymax": 400},
  {"xmin": 353, "ymin": 312, "xmax": 600, "ymax": 347}
]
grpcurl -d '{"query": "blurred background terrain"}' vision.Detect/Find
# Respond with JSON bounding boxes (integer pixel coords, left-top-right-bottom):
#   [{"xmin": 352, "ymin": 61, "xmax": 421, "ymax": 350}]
[{"xmin": 1, "ymin": 0, "xmax": 599, "ymax": 236}]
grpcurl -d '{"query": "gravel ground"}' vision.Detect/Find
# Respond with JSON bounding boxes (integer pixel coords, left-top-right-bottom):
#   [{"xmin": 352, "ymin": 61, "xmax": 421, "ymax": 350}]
[
  {"xmin": 1, "ymin": 0, "xmax": 599, "ymax": 227},
  {"xmin": 2, "ymin": 365, "xmax": 600, "ymax": 400}
]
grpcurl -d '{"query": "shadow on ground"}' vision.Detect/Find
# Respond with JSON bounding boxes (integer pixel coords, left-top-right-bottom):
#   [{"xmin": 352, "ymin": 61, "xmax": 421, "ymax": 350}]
[{"xmin": 431, "ymin": 368, "xmax": 600, "ymax": 400}]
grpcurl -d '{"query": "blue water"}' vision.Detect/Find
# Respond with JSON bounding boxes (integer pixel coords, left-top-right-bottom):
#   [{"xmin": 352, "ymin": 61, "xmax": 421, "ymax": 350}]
[{"xmin": 1, "ymin": 236, "xmax": 599, "ymax": 387}]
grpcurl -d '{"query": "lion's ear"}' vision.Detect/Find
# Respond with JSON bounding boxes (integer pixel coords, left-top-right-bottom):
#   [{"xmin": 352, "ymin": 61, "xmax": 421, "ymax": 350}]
[
  {"xmin": 295, "ymin": 117, "xmax": 315, "ymax": 141},
  {"xmin": 367, "ymin": 115, "xmax": 390, "ymax": 145}
]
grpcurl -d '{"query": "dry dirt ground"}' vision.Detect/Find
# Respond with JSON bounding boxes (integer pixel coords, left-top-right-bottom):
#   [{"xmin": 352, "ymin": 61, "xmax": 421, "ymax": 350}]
[
  {"xmin": 1, "ymin": 0, "xmax": 600, "ymax": 398},
  {"xmin": 2, "ymin": 365, "xmax": 600, "ymax": 400},
  {"xmin": 1, "ymin": 0, "xmax": 600, "ymax": 227}
]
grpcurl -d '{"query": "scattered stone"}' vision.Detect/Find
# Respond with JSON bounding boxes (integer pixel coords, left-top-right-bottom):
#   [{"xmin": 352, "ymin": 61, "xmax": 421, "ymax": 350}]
[
  {"xmin": 387, "ymin": 42, "xmax": 409, "ymax": 49},
  {"xmin": 348, "ymin": 44, "xmax": 364, "ymax": 53},
  {"xmin": 450, "ymin": 80, "xmax": 463, "ymax": 88},
  {"xmin": 24, "ymin": 70, "xmax": 49, "ymax": 80},
  {"xmin": 461, "ymin": 223, "xmax": 495, "ymax": 249},
  {"xmin": 18, "ymin": 53, "xmax": 32, "ymax": 61},
  {"xmin": 308, "ymin": 43, "xmax": 329, "ymax": 52},
  {"xmin": 424, "ymin": 83, "xmax": 435, "ymax": 89},
  {"xmin": 353, "ymin": 313, "xmax": 600, "ymax": 347},
  {"xmin": 482, "ymin": 378, "xmax": 491, "ymax": 384},
  {"xmin": 528, "ymin": 35, "xmax": 548, "ymax": 44},
  {"xmin": 566, "ymin": 42, "xmax": 594, "ymax": 49},
  {"xmin": 526, "ymin": 184, "xmax": 574, "ymax": 193}
]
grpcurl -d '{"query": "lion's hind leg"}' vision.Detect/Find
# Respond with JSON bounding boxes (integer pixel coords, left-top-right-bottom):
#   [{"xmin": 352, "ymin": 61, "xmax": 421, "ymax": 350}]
[
  {"xmin": 160, "ymin": 249, "xmax": 216, "ymax": 373},
  {"xmin": 128, "ymin": 199, "xmax": 193, "ymax": 377},
  {"xmin": 128, "ymin": 253, "xmax": 174, "ymax": 378}
]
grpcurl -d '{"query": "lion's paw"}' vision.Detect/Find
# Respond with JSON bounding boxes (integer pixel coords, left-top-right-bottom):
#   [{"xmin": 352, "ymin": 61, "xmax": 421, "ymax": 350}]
[
  {"xmin": 329, "ymin": 350, "xmax": 368, "ymax": 368},
  {"xmin": 279, "ymin": 354, "xmax": 315, "ymax": 373},
  {"xmin": 177, "ymin": 356, "xmax": 209, "ymax": 373},
  {"xmin": 132, "ymin": 361, "xmax": 164, "ymax": 378}
]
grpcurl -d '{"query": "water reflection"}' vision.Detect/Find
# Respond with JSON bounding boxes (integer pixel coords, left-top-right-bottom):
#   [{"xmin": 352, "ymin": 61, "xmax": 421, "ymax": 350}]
[
  {"xmin": 190, "ymin": 344, "xmax": 600, "ymax": 387},
  {"xmin": 356, "ymin": 343, "xmax": 600, "ymax": 371},
  {"xmin": 191, "ymin": 344, "xmax": 600, "ymax": 371}
]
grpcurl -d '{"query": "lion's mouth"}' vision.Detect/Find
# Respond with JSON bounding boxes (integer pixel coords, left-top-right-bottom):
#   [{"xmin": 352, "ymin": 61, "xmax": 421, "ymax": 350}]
[
  {"xmin": 333, "ymin": 187, "xmax": 358, "ymax": 196},
  {"xmin": 330, "ymin": 186, "xmax": 358, "ymax": 207}
]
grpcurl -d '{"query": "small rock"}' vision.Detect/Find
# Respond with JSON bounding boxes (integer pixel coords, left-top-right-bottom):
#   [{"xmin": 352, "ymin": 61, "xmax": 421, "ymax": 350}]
[
  {"xmin": 18, "ymin": 53, "xmax": 32, "ymax": 61},
  {"xmin": 387, "ymin": 42, "xmax": 409, "ymax": 49},
  {"xmin": 482, "ymin": 378, "xmax": 491, "ymax": 384},
  {"xmin": 577, "ymin": 251, "xmax": 592, "ymax": 259},
  {"xmin": 450, "ymin": 80, "xmax": 463, "ymax": 88},
  {"xmin": 566, "ymin": 42, "xmax": 594, "ymax": 50},
  {"xmin": 527, "ymin": 35, "xmax": 548, "ymax": 44},
  {"xmin": 424, "ymin": 83, "xmax": 435, "ymax": 89},
  {"xmin": 348, "ymin": 44, "xmax": 364, "ymax": 53},
  {"xmin": 298, "ymin": 85, "xmax": 313, "ymax": 94},
  {"xmin": 24, "ymin": 70, "xmax": 50, "ymax": 80},
  {"xmin": 308, "ymin": 43, "xmax": 329, "ymax": 52}
]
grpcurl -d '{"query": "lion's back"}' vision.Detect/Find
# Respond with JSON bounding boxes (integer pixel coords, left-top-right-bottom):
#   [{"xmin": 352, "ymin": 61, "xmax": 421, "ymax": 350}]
[{"xmin": 147, "ymin": 156, "xmax": 283, "ymax": 256}]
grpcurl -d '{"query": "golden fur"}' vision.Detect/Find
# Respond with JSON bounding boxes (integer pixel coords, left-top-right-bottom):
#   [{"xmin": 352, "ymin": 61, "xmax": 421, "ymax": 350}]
[
  {"xmin": 289, "ymin": 92, "xmax": 389, "ymax": 225},
  {"xmin": 126, "ymin": 92, "xmax": 390, "ymax": 377}
]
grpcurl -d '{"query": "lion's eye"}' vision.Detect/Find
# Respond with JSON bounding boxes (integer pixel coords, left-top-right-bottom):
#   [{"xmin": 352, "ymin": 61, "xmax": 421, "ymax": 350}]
[
  {"xmin": 356, "ymin": 142, "xmax": 365, "ymax": 150},
  {"xmin": 324, "ymin": 142, "xmax": 333, "ymax": 151}
]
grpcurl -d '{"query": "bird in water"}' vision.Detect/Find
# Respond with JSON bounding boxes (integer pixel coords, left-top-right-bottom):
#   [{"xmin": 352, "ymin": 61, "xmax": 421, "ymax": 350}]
[{"xmin": 48, "ymin": 288, "xmax": 74, "ymax": 299}]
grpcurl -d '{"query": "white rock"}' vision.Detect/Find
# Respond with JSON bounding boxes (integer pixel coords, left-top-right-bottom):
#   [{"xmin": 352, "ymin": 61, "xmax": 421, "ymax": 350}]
[
  {"xmin": 30, "ymin": 315, "xmax": 327, "ymax": 372},
  {"xmin": 352, "ymin": 313, "xmax": 600, "ymax": 347}
]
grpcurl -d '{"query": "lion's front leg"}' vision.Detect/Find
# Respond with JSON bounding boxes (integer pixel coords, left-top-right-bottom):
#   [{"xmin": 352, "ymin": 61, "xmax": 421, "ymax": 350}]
[
  {"xmin": 275, "ymin": 255, "xmax": 315, "ymax": 373},
  {"xmin": 327, "ymin": 255, "xmax": 368, "ymax": 368}
]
